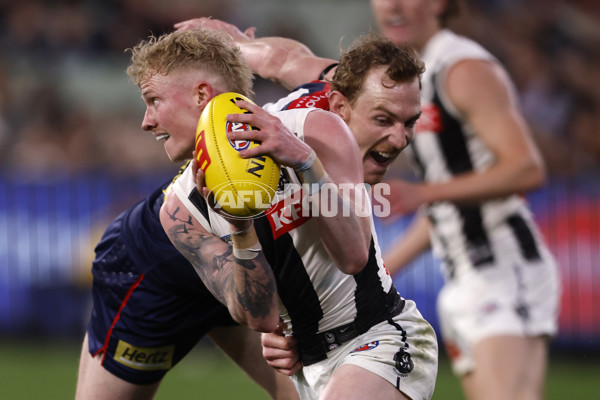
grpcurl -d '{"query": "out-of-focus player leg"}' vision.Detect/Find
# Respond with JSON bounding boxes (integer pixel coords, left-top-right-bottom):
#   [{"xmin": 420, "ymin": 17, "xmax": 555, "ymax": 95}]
[
  {"xmin": 75, "ymin": 333, "xmax": 160, "ymax": 400},
  {"xmin": 208, "ymin": 326, "xmax": 299, "ymax": 400},
  {"xmin": 519, "ymin": 336, "xmax": 549, "ymax": 399},
  {"xmin": 460, "ymin": 335, "xmax": 549, "ymax": 400}
]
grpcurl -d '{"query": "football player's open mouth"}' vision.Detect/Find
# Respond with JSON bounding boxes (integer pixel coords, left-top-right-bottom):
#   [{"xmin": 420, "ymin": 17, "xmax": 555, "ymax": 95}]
[
  {"xmin": 370, "ymin": 150, "xmax": 397, "ymax": 166},
  {"xmin": 156, "ymin": 133, "xmax": 170, "ymax": 142}
]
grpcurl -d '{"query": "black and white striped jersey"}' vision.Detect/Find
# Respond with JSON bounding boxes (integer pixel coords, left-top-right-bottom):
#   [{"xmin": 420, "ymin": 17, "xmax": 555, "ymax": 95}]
[
  {"xmin": 406, "ymin": 29, "xmax": 552, "ymax": 279},
  {"xmin": 166, "ymin": 107, "xmax": 399, "ymax": 343}
]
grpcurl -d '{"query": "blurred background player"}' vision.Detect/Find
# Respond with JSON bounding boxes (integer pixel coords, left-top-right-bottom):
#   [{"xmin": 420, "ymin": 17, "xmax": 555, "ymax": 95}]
[
  {"xmin": 75, "ymin": 28, "xmax": 296, "ymax": 400},
  {"xmin": 165, "ymin": 26, "xmax": 438, "ymax": 400},
  {"xmin": 370, "ymin": 1, "xmax": 561, "ymax": 399}
]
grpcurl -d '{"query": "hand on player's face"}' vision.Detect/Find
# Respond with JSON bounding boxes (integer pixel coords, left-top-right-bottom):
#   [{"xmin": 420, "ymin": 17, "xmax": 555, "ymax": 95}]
[{"xmin": 226, "ymin": 100, "xmax": 312, "ymax": 168}]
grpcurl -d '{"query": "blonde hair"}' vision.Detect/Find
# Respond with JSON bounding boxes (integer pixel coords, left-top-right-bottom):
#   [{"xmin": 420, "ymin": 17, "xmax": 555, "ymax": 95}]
[{"xmin": 126, "ymin": 29, "xmax": 254, "ymax": 97}]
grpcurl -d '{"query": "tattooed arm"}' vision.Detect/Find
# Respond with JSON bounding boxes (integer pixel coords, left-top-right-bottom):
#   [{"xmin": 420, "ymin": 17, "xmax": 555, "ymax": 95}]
[{"xmin": 160, "ymin": 192, "xmax": 279, "ymax": 333}]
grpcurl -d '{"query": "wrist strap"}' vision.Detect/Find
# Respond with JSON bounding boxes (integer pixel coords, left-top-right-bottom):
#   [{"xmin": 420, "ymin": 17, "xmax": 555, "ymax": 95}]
[
  {"xmin": 230, "ymin": 223, "xmax": 261, "ymax": 260},
  {"xmin": 230, "ymin": 224, "xmax": 253, "ymax": 236},
  {"xmin": 233, "ymin": 243, "xmax": 262, "ymax": 260},
  {"xmin": 294, "ymin": 149, "xmax": 317, "ymax": 172}
]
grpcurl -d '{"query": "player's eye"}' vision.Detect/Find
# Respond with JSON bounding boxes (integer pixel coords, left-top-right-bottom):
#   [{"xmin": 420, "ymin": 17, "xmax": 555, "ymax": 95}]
[
  {"xmin": 405, "ymin": 113, "xmax": 421, "ymax": 128},
  {"xmin": 375, "ymin": 117, "xmax": 392, "ymax": 126}
]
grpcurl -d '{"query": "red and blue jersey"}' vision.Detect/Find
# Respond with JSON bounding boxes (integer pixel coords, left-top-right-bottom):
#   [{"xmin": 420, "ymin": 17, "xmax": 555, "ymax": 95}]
[{"xmin": 263, "ymin": 81, "xmax": 331, "ymax": 112}]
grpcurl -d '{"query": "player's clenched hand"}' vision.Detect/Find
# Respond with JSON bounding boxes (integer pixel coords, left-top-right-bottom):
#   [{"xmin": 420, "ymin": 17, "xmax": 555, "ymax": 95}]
[
  {"xmin": 261, "ymin": 324, "xmax": 301, "ymax": 376},
  {"xmin": 226, "ymin": 100, "xmax": 312, "ymax": 168},
  {"xmin": 191, "ymin": 152, "xmax": 210, "ymax": 198},
  {"xmin": 382, "ymin": 178, "xmax": 425, "ymax": 219}
]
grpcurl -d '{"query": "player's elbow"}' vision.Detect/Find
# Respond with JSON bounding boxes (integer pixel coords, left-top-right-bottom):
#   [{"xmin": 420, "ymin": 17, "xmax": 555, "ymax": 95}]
[
  {"xmin": 254, "ymin": 44, "xmax": 287, "ymax": 82},
  {"xmin": 520, "ymin": 156, "xmax": 547, "ymax": 191},
  {"xmin": 339, "ymin": 246, "xmax": 370, "ymax": 275},
  {"xmin": 351, "ymin": 250, "xmax": 370, "ymax": 275}
]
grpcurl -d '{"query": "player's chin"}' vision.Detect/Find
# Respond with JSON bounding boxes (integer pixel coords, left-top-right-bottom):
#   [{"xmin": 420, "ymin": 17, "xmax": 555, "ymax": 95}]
[
  {"xmin": 164, "ymin": 149, "xmax": 186, "ymax": 163},
  {"xmin": 164, "ymin": 142, "xmax": 193, "ymax": 163},
  {"xmin": 364, "ymin": 159, "xmax": 390, "ymax": 185},
  {"xmin": 382, "ymin": 25, "xmax": 412, "ymax": 46},
  {"xmin": 364, "ymin": 169, "xmax": 386, "ymax": 186}
]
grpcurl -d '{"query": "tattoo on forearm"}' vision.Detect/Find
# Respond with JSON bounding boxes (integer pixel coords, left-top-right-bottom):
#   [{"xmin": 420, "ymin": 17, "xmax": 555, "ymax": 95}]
[
  {"xmin": 167, "ymin": 206, "xmax": 193, "ymax": 225},
  {"xmin": 233, "ymin": 256, "xmax": 256, "ymax": 270},
  {"xmin": 165, "ymin": 208, "xmax": 275, "ymax": 318},
  {"xmin": 234, "ymin": 255, "xmax": 275, "ymax": 319}
]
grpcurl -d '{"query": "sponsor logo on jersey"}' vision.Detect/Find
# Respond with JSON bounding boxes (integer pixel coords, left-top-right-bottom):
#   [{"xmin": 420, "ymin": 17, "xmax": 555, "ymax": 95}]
[
  {"xmin": 325, "ymin": 332, "xmax": 339, "ymax": 351},
  {"xmin": 113, "ymin": 340, "xmax": 174, "ymax": 371},
  {"xmin": 287, "ymin": 89, "xmax": 330, "ymax": 110},
  {"xmin": 415, "ymin": 103, "xmax": 443, "ymax": 134},
  {"xmin": 265, "ymin": 187, "xmax": 311, "ymax": 239},
  {"xmin": 351, "ymin": 341, "xmax": 380, "ymax": 353},
  {"xmin": 226, "ymin": 121, "xmax": 252, "ymax": 151}
]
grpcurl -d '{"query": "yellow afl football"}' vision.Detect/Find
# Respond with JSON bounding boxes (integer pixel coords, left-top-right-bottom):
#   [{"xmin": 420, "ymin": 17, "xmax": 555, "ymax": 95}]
[{"xmin": 195, "ymin": 92, "xmax": 280, "ymax": 218}]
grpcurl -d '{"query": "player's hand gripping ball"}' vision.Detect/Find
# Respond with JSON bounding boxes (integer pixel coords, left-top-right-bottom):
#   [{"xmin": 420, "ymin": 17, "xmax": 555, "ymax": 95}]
[{"xmin": 195, "ymin": 93, "xmax": 280, "ymax": 218}]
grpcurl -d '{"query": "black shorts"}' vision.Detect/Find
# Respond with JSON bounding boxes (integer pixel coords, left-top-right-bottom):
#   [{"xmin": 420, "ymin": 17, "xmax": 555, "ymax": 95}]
[{"xmin": 86, "ymin": 212, "xmax": 235, "ymax": 385}]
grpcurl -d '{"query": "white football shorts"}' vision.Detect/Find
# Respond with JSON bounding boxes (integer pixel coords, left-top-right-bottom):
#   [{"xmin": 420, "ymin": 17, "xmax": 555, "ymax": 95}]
[
  {"xmin": 437, "ymin": 253, "xmax": 561, "ymax": 376},
  {"xmin": 291, "ymin": 299, "xmax": 438, "ymax": 400}
]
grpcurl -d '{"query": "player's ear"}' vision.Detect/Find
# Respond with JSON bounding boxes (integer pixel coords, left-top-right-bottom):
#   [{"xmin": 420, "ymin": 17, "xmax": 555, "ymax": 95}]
[
  {"xmin": 328, "ymin": 91, "xmax": 352, "ymax": 123},
  {"xmin": 196, "ymin": 82, "xmax": 213, "ymax": 109}
]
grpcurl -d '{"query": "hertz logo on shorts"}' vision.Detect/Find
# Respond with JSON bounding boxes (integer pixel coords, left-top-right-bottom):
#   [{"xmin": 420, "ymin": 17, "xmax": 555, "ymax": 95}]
[{"xmin": 114, "ymin": 340, "xmax": 174, "ymax": 371}]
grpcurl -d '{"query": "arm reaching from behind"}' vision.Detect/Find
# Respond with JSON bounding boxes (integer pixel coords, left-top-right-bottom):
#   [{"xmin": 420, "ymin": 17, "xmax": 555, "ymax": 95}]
[{"xmin": 175, "ymin": 17, "xmax": 338, "ymax": 89}]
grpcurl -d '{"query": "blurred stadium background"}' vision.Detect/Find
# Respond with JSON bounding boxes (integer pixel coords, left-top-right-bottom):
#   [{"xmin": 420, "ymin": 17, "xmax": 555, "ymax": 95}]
[{"xmin": 0, "ymin": 0, "xmax": 598, "ymax": 398}]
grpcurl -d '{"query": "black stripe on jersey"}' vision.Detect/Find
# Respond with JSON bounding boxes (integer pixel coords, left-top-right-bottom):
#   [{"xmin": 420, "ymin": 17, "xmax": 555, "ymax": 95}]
[
  {"xmin": 353, "ymin": 238, "xmax": 402, "ymax": 332},
  {"xmin": 506, "ymin": 214, "xmax": 541, "ymax": 261},
  {"xmin": 188, "ymin": 188, "xmax": 210, "ymax": 223},
  {"xmin": 430, "ymin": 75, "xmax": 494, "ymax": 267},
  {"xmin": 460, "ymin": 206, "xmax": 494, "ymax": 266},
  {"xmin": 427, "ymin": 213, "xmax": 457, "ymax": 279},
  {"xmin": 252, "ymin": 216, "xmax": 324, "ymax": 340}
]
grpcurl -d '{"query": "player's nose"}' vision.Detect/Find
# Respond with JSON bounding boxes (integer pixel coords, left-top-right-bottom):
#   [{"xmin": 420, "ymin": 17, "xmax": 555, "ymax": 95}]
[
  {"xmin": 141, "ymin": 109, "xmax": 156, "ymax": 131},
  {"xmin": 388, "ymin": 125, "xmax": 409, "ymax": 150}
]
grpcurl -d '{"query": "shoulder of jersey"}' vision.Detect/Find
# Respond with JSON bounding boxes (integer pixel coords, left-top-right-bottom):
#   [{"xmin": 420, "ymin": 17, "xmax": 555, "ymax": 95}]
[{"xmin": 195, "ymin": 92, "xmax": 280, "ymax": 218}]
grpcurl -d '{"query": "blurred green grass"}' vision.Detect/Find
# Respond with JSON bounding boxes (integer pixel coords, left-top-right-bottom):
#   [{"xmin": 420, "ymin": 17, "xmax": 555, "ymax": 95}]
[{"xmin": 0, "ymin": 338, "xmax": 598, "ymax": 399}]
